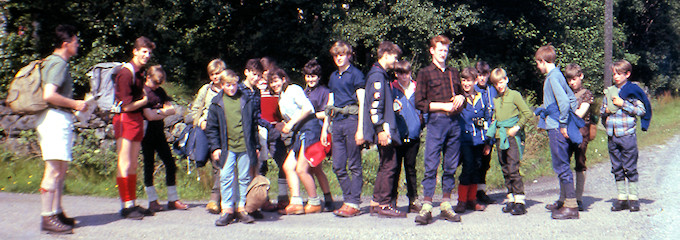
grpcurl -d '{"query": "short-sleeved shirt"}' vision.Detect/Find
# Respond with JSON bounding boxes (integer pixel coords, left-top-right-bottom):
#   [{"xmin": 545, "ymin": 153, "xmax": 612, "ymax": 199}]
[
  {"xmin": 328, "ymin": 64, "xmax": 365, "ymax": 109},
  {"xmin": 223, "ymin": 93, "xmax": 246, "ymax": 152},
  {"xmin": 574, "ymin": 88, "xmax": 594, "ymax": 125},
  {"xmin": 304, "ymin": 85, "xmax": 330, "ymax": 113},
  {"xmin": 144, "ymin": 86, "xmax": 171, "ymax": 110},
  {"xmin": 278, "ymin": 84, "xmax": 315, "ymax": 123},
  {"xmin": 41, "ymin": 54, "xmax": 73, "ymax": 99},
  {"xmin": 115, "ymin": 64, "xmax": 145, "ymax": 113}
]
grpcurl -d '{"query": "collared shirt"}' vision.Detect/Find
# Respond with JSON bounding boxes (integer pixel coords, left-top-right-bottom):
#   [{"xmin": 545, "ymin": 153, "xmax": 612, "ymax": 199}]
[
  {"xmin": 541, "ymin": 67, "xmax": 578, "ymax": 129},
  {"xmin": 328, "ymin": 64, "xmax": 365, "ymax": 108},
  {"xmin": 279, "ymin": 84, "xmax": 314, "ymax": 123},
  {"xmin": 304, "ymin": 85, "xmax": 330, "ymax": 113},
  {"xmin": 414, "ymin": 63, "xmax": 463, "ymax": 113},
  {"xmin": 601, "ymin": 84, "xmax": 646, "ymax": 137}
]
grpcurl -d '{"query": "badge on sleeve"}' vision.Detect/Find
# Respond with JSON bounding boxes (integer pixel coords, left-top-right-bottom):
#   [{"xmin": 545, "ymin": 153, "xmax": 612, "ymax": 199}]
[
  {"xmin": 373, "ymin": 92, "xmax": 381, "ymax": 99},
  {"xmin": 374, "ymin": 82, "xmax": 382, "ymax": 90},
  {"xmin": 372, "ymin": 101, "xmax": 379, "ymax": 108}
]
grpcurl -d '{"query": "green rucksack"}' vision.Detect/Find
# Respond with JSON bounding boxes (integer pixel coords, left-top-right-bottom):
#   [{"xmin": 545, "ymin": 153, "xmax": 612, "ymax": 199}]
[{"xmin": 6, "ymin": 59, "xmax": 48, "ymax": 114}]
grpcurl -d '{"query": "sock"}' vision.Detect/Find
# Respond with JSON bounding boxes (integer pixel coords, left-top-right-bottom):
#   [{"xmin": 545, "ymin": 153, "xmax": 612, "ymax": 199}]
[
  {"xmin": 443, "ymin": 192, "xmax": 451, "ymax": 200},
  {"xmin": 127, "ymin": 174, "xmax": 138, "ymax": 201},
  {"xmin": 345, "ymin": 202, "xmax": 359, "ymax": 210},
  {"xmin": 290, "ymin": 196, "xmax": 303, "ymax": 205},
  {"xmin": 457, "ymin": 185, "xmax": 469, "ymax": 203},
  {"xmin": 53, "ymin": 178, "xmax": 64, "ymax": 214},
  {"xmin": 167, "ymin": 185, "xmax": 179, "ymax": 202},
  {"xmin": 505, "ymin": 193, "xmax": 515, "ymax": 203},
  {"xmin": 440, "ymin": 201, "xmax": 452, "ymax": 211},
  {"xmin": 478, "ymin": 184, "xmax": 486, "ymax": 191},
  {"xmin": 564, "ymin": 198, "xmax": 578, "ymax": 208},
  {"xmin": 278, "ymin": 178, "xmax": 288, "ymax": 196},
  {"xmin": 308, "ymin": 196, "xmax": 321, "ymax": 206},
  {"xmin": 575, "ymin": 171, "xmax": 586, "ymax": 201},
  {"xmin": 421, "ymin": 202, "xmax": 433, "ymax": 212},
  {"xmin": 323, "ymin": 192, "xmax": 333, "ymax": 203},
  {"xmin": 468, "ymin": 184, "xmax": 478, "ymax": 201},
  {"xmin": 145, "ymin": 186, "xmax": 158, "ymax": 202},
  {"xmin": 514, "ymin": 194, "xmax": 526, "ymax": 205},
  {"xmin": 558, "ymin": 183, "xmax": 567, "ymax": 202},
  {"xmin": 616, "ymin": 181, "xmax": 628, "ymax": 200},
  {"xmin": 628, "ymin": 181, "xmax": 639, "ymax": 201},
  {"xmin": 116, "ymin": 177, "xmax": 129, "ymax": 202},
  {"xmin": 40, "ymin": 188, "xmax": 56, "ymax": 216}
]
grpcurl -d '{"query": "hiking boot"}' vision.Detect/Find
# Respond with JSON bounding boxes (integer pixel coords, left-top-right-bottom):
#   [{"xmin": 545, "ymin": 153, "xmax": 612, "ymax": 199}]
[
  {"xmin": 249, "ymin": 210, "xmax": 264, "ymax": 219},
  {"xmin": 376, "ymin": 205, "xmax": 407, "ymax": 218},
  {"xmin": 206, "ymin": 201, "xmax": 221, "ymax": 214},
  {"xmin": 236, "ymin": 211, "xmax": 255, "ymax": 223},
  {"xmin": 477, "ymin": 190, "xmax": 495, "ymax": 204},
  {"xmin": 545, "ymin": 201, "xmax": 564, "ymax": 211},
  {"xmin": 168, "ymin": 200, "xmax": 189, "ymax": 210},
  {"xmin": 511, "ymin": 203, "xmax": 527, "ymax": 215},
  {"xmin": 408, "ymin": 201, "xmax": 422, "ymax": 213},
  {"xmin": 551, "ymin": 207, "xmax": 579, "ymax": 220},
  {"xmin": 56, "ymin": 212, "xmax": 76, "ymax": 226},
  {"xmin": 502, "ymin": 202, "xmax": 515, "ymax": 213},
  {"xmin": 454, "ymin": 202, "xmax": 467, "ymax": 213},
  {"xmin": 215, "ymin": 213, "xmax": 235, "ymax": 226},
  {"xmin": 333, "ymin": 204, "xmax": 361, "ymax": 217},
  {"xmin": 148, "ymin": 200, "xmax": 164, "ymax": 212},
  {"xmin": 611, "ymin": 200, "xmax": 629, "ymax": 211},
  {"xmin": 414, "ymin": 209, "xmax": 433, "ymax": 225},
  {"xmin": 120, "ymin": 207, "xmax": 144, "ymax": 220},
  {"xmin": 629, "ymin": 200, "xmax": 640, "ymax": 212},
  {"xmin": 135, "ymin": 206, "xmax": 154, "ymax": 216},
  {"xmin": 577, "ymin": 200, "xmax": 585, "ymax": 211},
  {"xmin": 466, "ymin": 200, "xmax": 487, "ymax": 211},
  {"xmin": 261, "ymin": 201, "xmax": 279, "ymax": 212},
  {"xmin": 41, "ymin": 215, "xmax": 73, "ymax": 234},
  {"xmin": 323, "ymin": 201, "xmax": 335, "ymax": 212},
  {"xmin": 440, "ymin": 208, "xmax": 462, "ymax": 222},
  {"xmin": 279, "ymin": 204, "xmax": 304, "ymax": 215},
  {"xmin": 304, "ymin": 204, "xmax": 322, "ymax": 214}
]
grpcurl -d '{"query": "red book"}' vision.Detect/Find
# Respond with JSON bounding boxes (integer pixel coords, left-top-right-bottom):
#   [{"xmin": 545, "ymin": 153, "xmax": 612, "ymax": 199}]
[{"xmin": 260, "ymin": 94, "xmax": 280, "ymax": 123}]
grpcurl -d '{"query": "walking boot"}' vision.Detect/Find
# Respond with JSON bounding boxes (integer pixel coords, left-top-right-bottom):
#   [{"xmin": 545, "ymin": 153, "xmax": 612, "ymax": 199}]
[{"xmin": 41, "ymin": 215, "xmax": 73, "ymax": 234}]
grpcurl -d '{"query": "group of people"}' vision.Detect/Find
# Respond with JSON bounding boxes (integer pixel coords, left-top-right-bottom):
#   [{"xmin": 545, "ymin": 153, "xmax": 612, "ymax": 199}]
[{"xmin": 35, "ymin": 23, "xmax": 651, "ymax": 235}]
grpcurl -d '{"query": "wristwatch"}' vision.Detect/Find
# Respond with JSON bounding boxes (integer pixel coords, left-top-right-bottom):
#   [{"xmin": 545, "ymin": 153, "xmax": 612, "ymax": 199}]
[{"xmin": 156, "ymin": 109, "xmax": 162, "ymax": 115}]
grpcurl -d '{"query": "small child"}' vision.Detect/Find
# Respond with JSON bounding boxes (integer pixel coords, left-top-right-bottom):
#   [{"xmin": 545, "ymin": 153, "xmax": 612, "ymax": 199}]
[
  {"xmin": 205, "ymin": 70, "xmax": 260, "ymax": 226},
  {"xmin": 601, "ymin": 59, "xmax": 650, "ymax": 212},
  {"xmin": 485, "ymin": 68, "xmax": 533, "ymax": 216}
]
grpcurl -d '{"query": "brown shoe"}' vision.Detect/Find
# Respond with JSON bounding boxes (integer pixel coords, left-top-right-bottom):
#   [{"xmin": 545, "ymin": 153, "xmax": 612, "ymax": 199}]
[
  {"xmin": 148, "ymin": 200, "xmax": 164, "ymax": 212},
  {"xmin": 304, "ymin": 204, "xmax": 322, "ymax": 214},
  {"xmin": 206, "ymin": 201, "xmax": 220, "ymax": 214},
  {"xmin": 41, "ymin": 215, "xmax": 73, "ymax": 234},
  {"xmin": 466, "ymin": 200, "xmax": 487, "ymax": 211},
  {"xmin": 261, "ymin": 201, "xmax": 279, "ymax": 212},
  {"xmin": 56, "ymin": 212, "xmax": 76, "ymax": 226},
  {"xmin": 279, "ymin": 204, "xmax": 304, "ymax": 215},
  {"xmin": 376, "ymin": 205, "xmax": 407, "ymax": 218},
  {"xmin": 168, "ymin": 200, "xmax": 189, "ymax": 210},
  {"xmin": 551, "ymin": 207, "xmax": 579, "ymax": 220},
  {"xmin": 545, "ymin": 201, "xmax": 564, "ymax": 211},
  {"xmin": 454, "ymin": 202, "xmax": 467, "ymax": 213},
  {"xmin": 333, "ymin": 204, "xmax": 361, "ymax": 217},
  {"xmin": 440, "ymin": 208, "xmax": 462, "ymax": 222},
  {"xmin": 369, "ymin": 205, "xmax": 379, "ymax": 216}
]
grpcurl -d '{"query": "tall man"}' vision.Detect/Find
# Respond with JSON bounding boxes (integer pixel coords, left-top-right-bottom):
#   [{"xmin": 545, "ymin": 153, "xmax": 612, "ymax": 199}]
[
  {"xmin": 38, "ymin": 24, "xmax": 88, "ymax": 234},
  {"xmin": 414, "ymin": 35, "xmax": 465, "ymax": 224},
  {"xmin": 363, "ymin": 41, "xmax": 406, "ymax": 218},
  {"xmin": 114, "ymin": 37, "xmax": 155, "ymax": 220},
  {"xmin": 321, "ymin": 41, "xmax": 366, "ymax": 217}
]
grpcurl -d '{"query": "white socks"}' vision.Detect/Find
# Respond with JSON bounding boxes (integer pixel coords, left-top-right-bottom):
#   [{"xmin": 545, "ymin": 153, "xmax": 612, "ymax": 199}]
[
  {"xmin": 167, "ymin": 186, "xmax": 179, "ymax": 202},
  {"xmin": 145, "ymin": 186, "xmax": 158, "ymax": 202}
]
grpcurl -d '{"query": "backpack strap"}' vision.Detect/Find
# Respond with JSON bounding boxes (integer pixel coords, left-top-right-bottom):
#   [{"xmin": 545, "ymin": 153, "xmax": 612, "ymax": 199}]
[{"xmin": 122, "ymin": 62, "xmax": 136, "ymax": 84}]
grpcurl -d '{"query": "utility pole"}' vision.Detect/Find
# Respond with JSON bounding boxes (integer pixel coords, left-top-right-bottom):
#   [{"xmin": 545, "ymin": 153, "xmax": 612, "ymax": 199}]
[{"xmin": 604, "ymin": 0, "xmax": 613, "ymax": 88}]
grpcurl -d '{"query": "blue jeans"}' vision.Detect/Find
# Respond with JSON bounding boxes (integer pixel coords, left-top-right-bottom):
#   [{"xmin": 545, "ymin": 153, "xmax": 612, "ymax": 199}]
[
  {"xmin": 220, "ymin": 151, "xmax": 251, "ymax": 209},
  {"xmin": 331, "ymin": 115, "xmax": 363, "ymax": 205},
  {"xmin": 549, "ymin": 129, "xmax": 575, "ymax": 198},
  {"xmin": 422, "ymin": 113, "xmax": 461, "ymax": 198}
]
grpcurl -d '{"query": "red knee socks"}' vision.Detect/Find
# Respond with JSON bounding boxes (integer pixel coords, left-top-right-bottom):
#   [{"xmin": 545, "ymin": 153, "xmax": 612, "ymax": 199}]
[
  {"xmin": 468, "ymin": 184, "xmax": 478, "ymax": 201},
  {"xmin": 117, "ymin": 175, "xmax": 138, "ymax": 203},
  {"xmin": 458, "ymin": 185, "xmax": 469, "ymax": 203}
]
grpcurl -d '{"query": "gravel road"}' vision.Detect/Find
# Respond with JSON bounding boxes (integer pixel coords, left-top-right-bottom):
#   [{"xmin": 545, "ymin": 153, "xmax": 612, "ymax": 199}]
[{"xmin": 2, "ymin": 135, "xmax": 678, "ymax": 240}]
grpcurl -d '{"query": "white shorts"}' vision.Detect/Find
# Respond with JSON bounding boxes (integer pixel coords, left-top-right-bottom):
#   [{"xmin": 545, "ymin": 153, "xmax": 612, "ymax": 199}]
[{"xmin": 36, "ymin": 108, "xmax": 75, "ymax": 161}]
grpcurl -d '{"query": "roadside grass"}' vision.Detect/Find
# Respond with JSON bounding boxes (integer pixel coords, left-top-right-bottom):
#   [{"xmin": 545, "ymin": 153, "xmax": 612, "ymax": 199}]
[{"xmin": 2, "ymin": 95, "xmax": 680, "ymax": 202}]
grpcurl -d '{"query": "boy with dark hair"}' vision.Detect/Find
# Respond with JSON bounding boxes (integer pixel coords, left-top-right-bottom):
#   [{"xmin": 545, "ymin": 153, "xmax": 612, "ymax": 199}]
[
  {"xmin": 37, "ymin": 24, "xmax": 88, "ymax": 234},
  {"xmin": 601, "ymin": 59, "xmax": 649, "ymax": 212},
  {"xmin": 239, "ymin": 59, "xmax": 270, "ymax": 178},
  {"xmin": 486, "ymin": 68, "xmax": 533, "ymax": 216},
  {"xmin": 413, "ymin": 35, "xmax": 465, "ymax": 224},
  {"xmin": 114, "ymin": 36, "xmax": 155, "ymax": 220},
  {"xmin": 545, "ymin": 63, "xmax": 593, "ymax": 211},
  {"xmin": 364, "ymin": 41, "xmax": 406, "ymax": 218},
  {"xmin": 534, "ymin": 44, "xmax": 583, "ymax": 220},
  {"xmin": 391, "ymin": 60, "xmax": 423, "ymax": 213},
  {"xmin": 321, "ymin": 40, "xmax": 366, "ymax": 217},
  {"xmin": 141, "ymin": 65, "xmax": 188, "ymax": 212},
  {"xmin": 473, "ymin": 61, "xmax": 496, "ymax": 204}
]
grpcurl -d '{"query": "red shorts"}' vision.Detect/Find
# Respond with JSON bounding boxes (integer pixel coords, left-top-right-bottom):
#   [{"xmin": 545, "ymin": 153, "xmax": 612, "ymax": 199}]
[{"xmin": 113, "ymin": 112, "xmax": 144, "ymax": 141}]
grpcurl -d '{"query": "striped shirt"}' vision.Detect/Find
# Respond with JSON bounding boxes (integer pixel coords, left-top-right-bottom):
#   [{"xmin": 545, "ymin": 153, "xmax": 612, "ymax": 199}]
[{"xmin": 601, "ymin": 98, "xmax": 646, "ymax": 137}]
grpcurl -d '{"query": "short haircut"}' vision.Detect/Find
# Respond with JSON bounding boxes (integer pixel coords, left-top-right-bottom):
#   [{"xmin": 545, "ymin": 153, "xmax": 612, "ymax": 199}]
[
  {"xmin": 147, "ymin": 65, "xmax": 166, "ymax": 83},
  {"xmin": 207, "ymin": 59, "xmax": 227, "ymax": 75},
  {"xmin": 534, "ymin": 44, "xmax": 556, "ymax": 63},
  {"xmin": 220, "ymin": 69, "xmax": 240, "ymax": 84},
  {"xmin": 564, "ymin": 63, "xmax": 583, "ymax": 80},
  {"xmin": 429, "ymin": 35, "xmax": 451, "ymax": 49},
  {"xmin": 134, "ymin": 36, "xmax": 156, "ymax": 50},
  {"xmin": 377, "ymin": 41, "xmax": 402, "ymax": 59},
  {"xmin": 266, "ymin": 68, "xmax": 290, "ymax": 95},
  {"xmin": 245, "ymin": 58, "xmax": 264, "ymax": 74},
  {"xmin": 260, "ymin": 57, "xmax": 278, "ymax": 72},
  {"xmin": 461, "ymin": 67, "xmax": 479, "ymax": 81},
  {"xmin": 488, "ymin": 68, "xmax": 508, "ymax": 85},
  {"xmin": 393, "ymin": 60, "xmax": 412, "ymax": 74},
  {"xmin": 330, "ymin": 40, "xmax": 353, "ymax": 57},
  {"xmin": 475, "ymin": 61, "xmax": 491, "ymax": 76},
  {"xmin": 53, "ymin": 24, "xmax": 77, "ymax": 49},
  {"xmin": 303, "ymin": 59, "xmax": 322, "ymax": 76},
  {"xmin": 612, "ymin": 59, "xmax": 633, "ymax": 75}
]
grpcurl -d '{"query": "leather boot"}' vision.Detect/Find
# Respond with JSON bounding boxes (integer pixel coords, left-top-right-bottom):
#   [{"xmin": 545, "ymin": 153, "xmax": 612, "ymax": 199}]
[
  {"xmin": 552, "ymin": 207, "xmax": 579, "ymax": 219},
  {"xmin": 41, "ymin": 215, "xmax": 73, "ymax": 234}
]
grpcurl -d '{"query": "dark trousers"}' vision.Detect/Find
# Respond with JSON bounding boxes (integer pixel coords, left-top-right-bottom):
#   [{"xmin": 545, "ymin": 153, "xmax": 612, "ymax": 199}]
[
  {"xmin": 142, "ymin": 123, "xmax": 177, "ymax": 187},
  {"xmin": 476, "ymin": 150, "xmax": 492, "ymax": 185},
  {"xmin": 549, "ymin": 129, "xmax": 575, "ymax": 198},
  {"xmin": 373, "ymin": 144, "xmax": 399, "ymax": 205},
  {"xmin": 392, "ymin": 139, "xmax": 420, "ymax": 201},
  {"xmin": 460, "ymin": 143, "xmax": 484, "ymax": 185},
  {"xmin": 422, "ymin": 113, "xmax": 461, "ymax": 198},
  {"xmin": 608, "ymin": 134, "xmax": 639, "ymax": 182},
  {"xmin": 497, "ymin": 136, "xmax": 524, "ymax": 194},
  {"xmin": 331, "ymin": 116, "xmax": 363, "ymax": 205},
  {"xmin": 568, "ymin": 126, "xmax": 590, "ymax": 172}
]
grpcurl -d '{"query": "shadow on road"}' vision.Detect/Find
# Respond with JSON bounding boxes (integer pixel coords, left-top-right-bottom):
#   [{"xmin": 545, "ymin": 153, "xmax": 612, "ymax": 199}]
[{"xmin": 75, "ymin": 212, "xmax": 121, "ymax": 227}]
